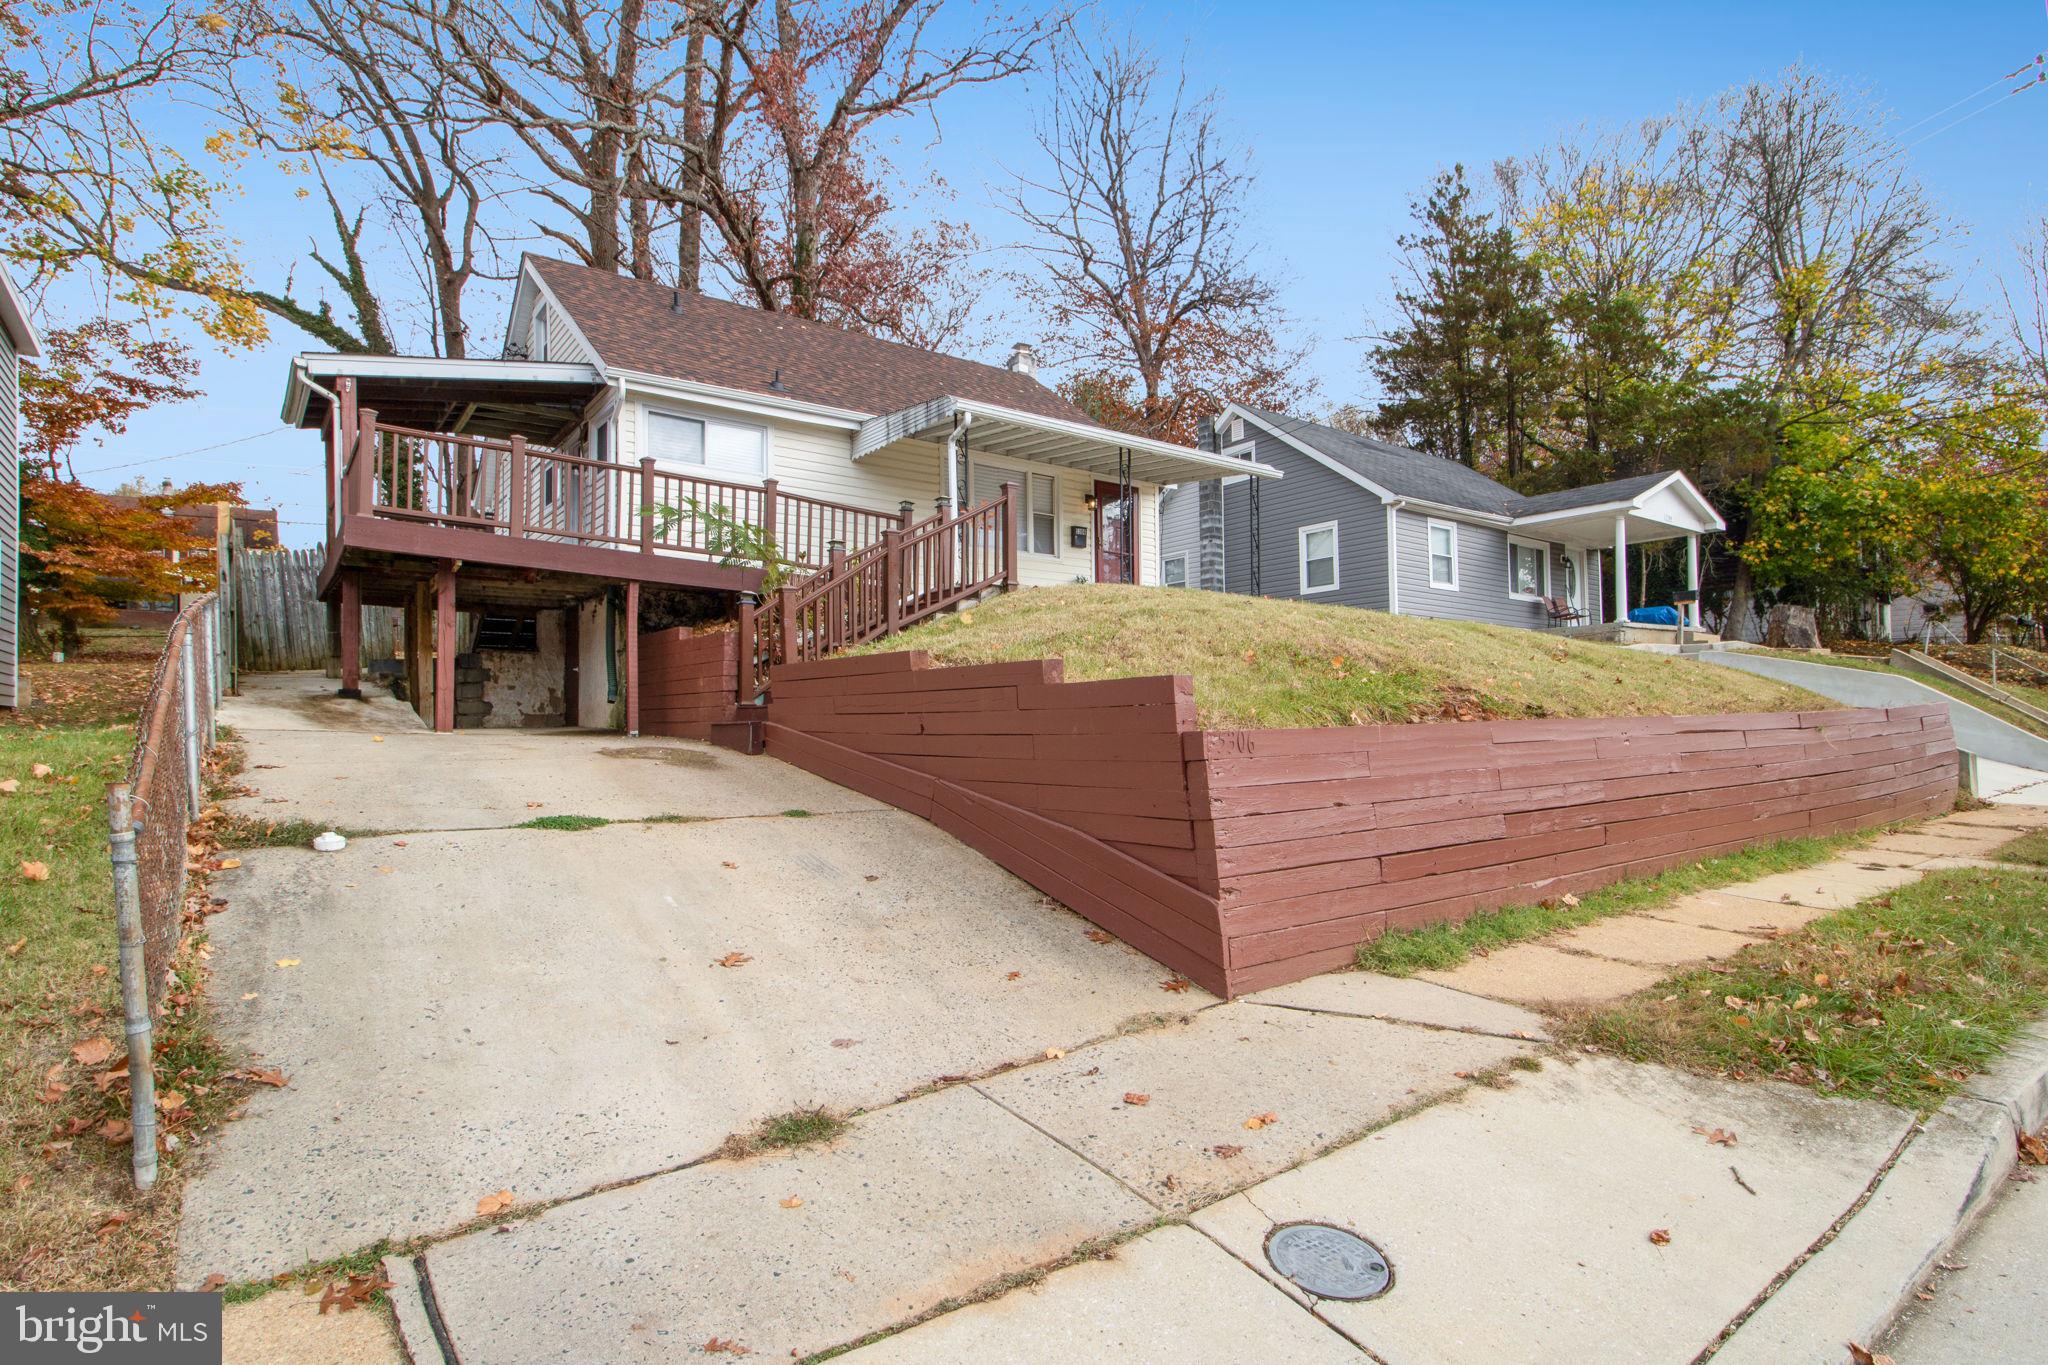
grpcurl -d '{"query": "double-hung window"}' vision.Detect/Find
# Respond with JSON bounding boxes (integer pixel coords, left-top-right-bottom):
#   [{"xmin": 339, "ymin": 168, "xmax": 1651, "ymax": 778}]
[
  {"xmin": 1508, "ymin": 538, "xmax": 1547, "ymax": 601},
  {"xmin": 972, "ymin": 464, "xmax": 1057, "ymax": 556},
  {"xmin": 1163, "ymin": 554, "xmax": 1188, "ymax": 588},
  {"xmin": 1427, "ymin": 519, "xmax": 1458, "ymax": 590},
  {"xmin": 1299, "ymin": 522, "xmax": 1338, "ymax": 594}
]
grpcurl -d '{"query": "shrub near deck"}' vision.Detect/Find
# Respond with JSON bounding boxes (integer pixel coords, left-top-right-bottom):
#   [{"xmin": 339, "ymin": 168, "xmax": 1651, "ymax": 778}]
[{"xmin": 766, "ymin": 650, "xmax": 1958, "ymax": 997}]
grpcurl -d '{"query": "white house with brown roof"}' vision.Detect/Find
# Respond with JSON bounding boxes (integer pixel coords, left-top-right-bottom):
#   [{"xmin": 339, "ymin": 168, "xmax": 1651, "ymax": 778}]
[
  {"xmin": 0, "ymin": 268, "xmax": 42, "ymax": 709},
  {"xmin": 280, "ymin": 255, "xmax": 1277, "ymax": 733}
]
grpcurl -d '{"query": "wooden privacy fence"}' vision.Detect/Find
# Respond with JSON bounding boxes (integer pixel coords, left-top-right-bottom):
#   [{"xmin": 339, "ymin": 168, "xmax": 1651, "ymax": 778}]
[{"xmin": 234, "ymin": 548, "xmax": 398, "ymax": 671}]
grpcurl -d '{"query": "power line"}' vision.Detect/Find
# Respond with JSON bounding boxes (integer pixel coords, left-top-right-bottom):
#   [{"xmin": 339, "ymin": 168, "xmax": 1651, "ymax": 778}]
[{"xmin": 74, "ymin": 426, "xmax": 293, "ymax": 476}]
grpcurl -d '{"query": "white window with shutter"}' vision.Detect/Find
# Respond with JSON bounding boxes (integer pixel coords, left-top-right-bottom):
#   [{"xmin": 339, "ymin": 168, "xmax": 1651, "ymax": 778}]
[{"xmin": 970, "ymin": 462, "xmax": 1058, "ymax": 557}]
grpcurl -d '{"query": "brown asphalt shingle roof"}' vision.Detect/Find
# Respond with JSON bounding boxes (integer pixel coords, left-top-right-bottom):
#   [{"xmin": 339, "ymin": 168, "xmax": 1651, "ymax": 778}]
[{"xmin": 527, "ymin": 256, "xmax": 1086, "ymax": 425}]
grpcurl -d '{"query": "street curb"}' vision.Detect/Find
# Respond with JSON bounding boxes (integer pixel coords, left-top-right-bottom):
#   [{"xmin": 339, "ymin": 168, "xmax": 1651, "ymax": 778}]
[{"xmin": 1712, "ymin": 1021, "xmax": 2048, "ymax": 1364}]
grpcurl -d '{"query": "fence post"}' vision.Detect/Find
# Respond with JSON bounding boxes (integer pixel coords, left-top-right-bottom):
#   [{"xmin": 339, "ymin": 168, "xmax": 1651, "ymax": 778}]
[
  {"xmin": 735, "ymin": 592, "xmax": 757, "ymax": 705},
  {"xmin": 178, "ymin": 626, "xmax": 202, "ymax": 818},
  {"xmin": 760, "ymin": 478, "xmax": 780, "ymax": 556},
  {"xmin": 106, "ymin": 785, "xmax": 159, "ymax": 1192},
  {"xmin": 639, "ymin": 457, "xmax": 657, "ymax": 552},
  {"xmin": 200, "ymin": 604, "xmax": 216, "ymax": 746},
  {"xmin": 777, "ymin": 583, "xmax": 798, "ymax": 663},
  {"xmin": 898, "ymin": 500, "xmax": 915, "ymax": 530},
  {"xmin": 882, "ymin": 529, "xmax": 903, "ymax": 637}
]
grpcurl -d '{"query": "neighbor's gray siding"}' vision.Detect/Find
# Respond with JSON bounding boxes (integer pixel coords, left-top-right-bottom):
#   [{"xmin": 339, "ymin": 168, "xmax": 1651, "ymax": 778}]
[
  {"xmin": 1217, "ymin": 425, "xmax": 1388, "ymax": 610},
  {"xmin": 1157, "ymin": 483, "xmax": 1200, "ymax": 586},
  {"xmin": 1392, "ymin": 506, "xmax": 1564, "ymax": 630},
  {"xmin": 0, "ymin": 326, "xmax": 17, "ymax": 708}
]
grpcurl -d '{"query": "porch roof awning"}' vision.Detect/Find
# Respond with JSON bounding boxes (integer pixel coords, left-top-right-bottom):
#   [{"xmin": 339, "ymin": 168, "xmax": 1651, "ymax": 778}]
[
  {"xmin": 281, "ymin": 353, "xmax": 607, "ymax": 443},
  {"xmin": 1506, "ymin": 471, "xmax": 1725, "ymax": 546},
  {"xmin": 853, "ymin": 395, "xmax": 1283, "ymax": 486}
]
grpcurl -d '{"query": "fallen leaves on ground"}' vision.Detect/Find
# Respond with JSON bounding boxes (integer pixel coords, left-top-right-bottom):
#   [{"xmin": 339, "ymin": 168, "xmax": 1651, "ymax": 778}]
[
  {"xmin": 230, "ymin": 1067, "xmax": 289, "ymax": 1088},
  {"xmin": 0, "ymin": 778, "xmax": 16, "ymax": 793},
  {"xmin": 1846, "ymin": 1345, "xmax": 1895, "ymax": 1365},
  {"xmin": 702, "ymin": 1338, "xmax": 748, "ymax": 1357},
  {"xmin": 274, "ymin": 958, "xmax": 300, "ymax": 969},
  {"xmin": 476, "ymin": 1189, "xmax": 515, "ymax": 1217},
  {"xmin": 1693, "ymin": 1126, "xmax": 1739, "ymax": 1148},
  {"xmin": 1159, "ymin": 977, "xmax": 1192, "ymax": 993},
  {"xmin": 778, "ymin": 1196, "xmax": 803, "ymax": 1209},
  {"xmin": 1648, "ymin": 1228, "xmax": 1671, "ymax": 1246},
  {"xmin": 197, "ymin": 1274, "xmax": 227, "ymax": 1293},
  {"xmin": 1042, "ymin": 1047, "xmax": 1064, "ymax": 1060},
  {"xmin": 70, "ymin": 1037, "xmax": 115, "ymax": 1066},
  {"xmin": 5, "ymin": 937, "xmax": 22, "ymax": 955},
  {"xmin": 2019, "ymin": 1130, "xmax": 2047, "ymax": 1165},
  {"xmin": 318, "ymin": 1271, "xmax": 393, "ymax": 1314},
  {"xmin": 215, "ymin": 858, "xmax": 241, "ymax": 870},
  {"xmin": 1243, "ymin": 1111, "xmax": 1279, "ymax": 1131},
  {"xmin": 721, "ymin": 860, "xmax": 738, "ymax": 870},
  {"xmin": 713, "ymin": 952, "xmax": 751, "ymax": 969},
  {"xmin": 1085, "ymin": 930, "xmax": 1115, "ymax": 944},
  {"xmin": 31, "ymin": 763, "xmax": 52, "ymax": 779},
  {"xmin": 1004, "ymin": 970, "xmax": 1021, "ymax": 981},
  {"xmin": 830, "ymin": 1038, "xmax": 857, "ymax": 1049},
  {"xmin": 1211, "ymin": 1144, "xmax": 1244, "ymax": 1159},
  {"xmin": 95, "ymin": 1212, "xmax": 130, "ymax": 1238},
  {"xmin": 20, "ymin": 860, "xmax": 49, "ymax": 881},
  {"xmin": 1122, "ymin": 1092, "xmax": 1150, "ymax": 1107},
  {"xmin": 156, "ymin": 1091, "xmax": 186, "ymax": 1113}
]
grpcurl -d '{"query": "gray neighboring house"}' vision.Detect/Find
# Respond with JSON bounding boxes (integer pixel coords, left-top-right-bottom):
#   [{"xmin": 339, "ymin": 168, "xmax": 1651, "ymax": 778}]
[
  {"xmin": 1158, "ymin": 406, "xmax": 1724, "ymax": 634},
  {"xmin": 0, "ymin": 270, "xmax": 40, "ymax": 709}
]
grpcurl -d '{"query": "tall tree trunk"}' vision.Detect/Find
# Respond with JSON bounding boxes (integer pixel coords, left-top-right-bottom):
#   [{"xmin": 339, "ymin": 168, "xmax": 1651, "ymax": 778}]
[
  {"xmin": 1727, "ymin": 558, "xmax": 1758, "ymax": 642},
  {"xmin": 677, "ymin": 26, "xmax": 706, "ymax": 293}
]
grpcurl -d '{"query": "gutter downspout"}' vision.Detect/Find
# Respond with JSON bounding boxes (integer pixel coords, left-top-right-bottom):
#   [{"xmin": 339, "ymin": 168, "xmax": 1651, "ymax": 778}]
[
  {"xmin": 1386, "ymin": 500, "xmax": 1404, "ymax": 615},
  {"xmin": 945, "ymin": 408, "xmax": 972, "ymax": 512}
]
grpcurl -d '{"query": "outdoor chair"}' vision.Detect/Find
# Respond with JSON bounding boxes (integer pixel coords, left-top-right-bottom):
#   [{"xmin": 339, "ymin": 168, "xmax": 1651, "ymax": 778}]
[{"xmin": 1543, "ymin": 596, "xmax": 1586, "ymax": 628}]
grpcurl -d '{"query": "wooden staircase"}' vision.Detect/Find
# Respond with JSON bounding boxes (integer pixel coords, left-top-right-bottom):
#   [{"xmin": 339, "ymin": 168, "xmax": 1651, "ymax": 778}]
[{"xmin": 711, "ymin": 484, "xmax": 1020, "ymax": 751}]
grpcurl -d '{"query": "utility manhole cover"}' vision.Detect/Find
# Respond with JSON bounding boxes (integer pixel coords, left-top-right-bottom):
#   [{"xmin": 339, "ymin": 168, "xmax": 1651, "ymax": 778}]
[{"xmin": 1264, "ymin": 1222, "xmax": 1392, "ymax": 1301}]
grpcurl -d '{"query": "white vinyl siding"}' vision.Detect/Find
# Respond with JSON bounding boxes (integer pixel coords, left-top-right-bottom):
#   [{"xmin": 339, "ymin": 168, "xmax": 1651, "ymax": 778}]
[
  {"xmin": 1508, "ymin": 537, "xmax": 1547, "ymax": 600},
  {"xmin": 1427, "ymin": 519, "xmax": 1459, "ymax": 590},
  {"xmin": 1299, "ymin": 521, "xmax": 1338, "ymax": 594}
]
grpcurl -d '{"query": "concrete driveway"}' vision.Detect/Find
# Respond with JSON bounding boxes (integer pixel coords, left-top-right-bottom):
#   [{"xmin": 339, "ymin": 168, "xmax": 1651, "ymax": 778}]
[{"xmin": 180, "ymin": 675, "xmax": 1186, "ymax": 1285}]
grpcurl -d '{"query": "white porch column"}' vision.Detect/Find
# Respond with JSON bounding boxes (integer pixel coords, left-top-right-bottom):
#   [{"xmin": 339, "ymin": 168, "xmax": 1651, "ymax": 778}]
[
  {"xmin": 1685, "ymin": 533, "xmax": 1701, "ymax": 628},
  {"xmin": 1613, "ymin": 515, "xmax": 1630, "ymax": 625}
]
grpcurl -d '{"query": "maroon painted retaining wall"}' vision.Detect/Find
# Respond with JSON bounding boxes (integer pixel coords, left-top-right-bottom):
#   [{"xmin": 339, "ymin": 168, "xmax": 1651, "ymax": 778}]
[
  {"xmin": 766, "ymin": 652, "xmax": 1958, "ymax": 997},
  {"xmin": 639, "ymin": 629, "xmax": 738, "ymax": 738}
]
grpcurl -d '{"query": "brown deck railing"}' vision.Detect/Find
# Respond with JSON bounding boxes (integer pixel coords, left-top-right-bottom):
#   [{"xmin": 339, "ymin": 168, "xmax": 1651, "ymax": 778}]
[
  {"xmin": 741, "ymin": 484, "xmax": 1017, "ymax": 700},
  {"xmin": 342, "ymin": 412, "xmax": 906, "ymax": 571}
]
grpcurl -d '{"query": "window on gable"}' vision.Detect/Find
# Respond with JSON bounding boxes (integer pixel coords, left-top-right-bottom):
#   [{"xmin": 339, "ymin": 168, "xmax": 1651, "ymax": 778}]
[
  {"xmin": 1300, "ymin": 522, "xmax": 1338, "ymax": 594},
  {"xmin": 532, "ymin": 304, "xmax": 549, "ymax": 362},
  {"xmin": 1427, "ymin": 520, "xmax": 1458, "ymax": 589},
  {"xmin": 1163, "ymin": 554, "xmax": 1188, "ymax": 588},
  {"xmin": 1509, "ymin": 540, "xmax": 1546, "ymax": 599}
]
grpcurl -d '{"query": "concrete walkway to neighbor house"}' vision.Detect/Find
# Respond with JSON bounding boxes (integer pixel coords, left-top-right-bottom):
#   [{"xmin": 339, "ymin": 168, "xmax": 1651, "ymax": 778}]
[
  {"xmin": 201, "ymin": 675, "xmax": 2048, "ymax": 1363},
  {"xmin": 1412, "ymin": 805, "xmax": 2048, "ymax": 1009}
]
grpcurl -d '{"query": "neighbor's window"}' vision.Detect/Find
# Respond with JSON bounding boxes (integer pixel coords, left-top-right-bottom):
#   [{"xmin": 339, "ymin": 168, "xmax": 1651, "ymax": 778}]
[
  {"xmin": 1427, "ymin": 519, "xmax": 1458, "ymax": 589},
  {"xmin": 972, "ymin": 463, "xmax": 1057, "ymax": 556},
  {"xmin": 1509, "ymin": 540, "xmax": 1546, "ymax": 599},
  {"xmin": 645, "ymin": 409, "xmax": 767, "ymax": 477},
  {"xmin": 1300, "ymin": 521, "xmax": 1338, "ymax": 594},
  {"xmin": 1163, "ymin": 554, "xmax": 1188, "ymax": 588}
]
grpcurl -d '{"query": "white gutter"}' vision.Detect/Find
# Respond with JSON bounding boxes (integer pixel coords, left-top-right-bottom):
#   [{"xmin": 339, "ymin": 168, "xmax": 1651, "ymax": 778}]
[{"xmin": 1386, "ymin": 501, "xmax": 1402, "ymax": 614}]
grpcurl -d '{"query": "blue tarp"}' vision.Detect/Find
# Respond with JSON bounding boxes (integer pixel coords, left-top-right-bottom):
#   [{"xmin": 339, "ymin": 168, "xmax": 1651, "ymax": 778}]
[{"xmin": 1627, "ymin": 605, "xmax": 1682, "ymax": 626}]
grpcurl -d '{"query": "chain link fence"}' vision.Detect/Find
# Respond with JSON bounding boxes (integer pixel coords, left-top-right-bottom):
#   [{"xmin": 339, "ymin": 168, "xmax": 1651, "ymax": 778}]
[{"xmin": 107, "ymin": 594, "xmax": 223, "ymax": 1190}]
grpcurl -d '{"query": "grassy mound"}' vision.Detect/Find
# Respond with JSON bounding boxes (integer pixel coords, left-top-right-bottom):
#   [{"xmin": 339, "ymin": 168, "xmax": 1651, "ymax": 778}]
[{"xmin": 852, "ymin": 585, "xmax": 1821, "ymax": 730}]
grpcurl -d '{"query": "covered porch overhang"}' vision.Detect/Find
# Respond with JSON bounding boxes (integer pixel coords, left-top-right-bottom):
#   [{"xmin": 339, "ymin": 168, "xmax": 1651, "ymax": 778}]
[
  {"xmin": 283, "ymin": 352, "xmax": 608, "ymax": 445},
  {"xmin": 853, "ymin": 395, "xmax": 1285, "ymax": 487},
  {"xmin": 1512, "ymin": 473, "xmax": 1726, "ymax": 630}
]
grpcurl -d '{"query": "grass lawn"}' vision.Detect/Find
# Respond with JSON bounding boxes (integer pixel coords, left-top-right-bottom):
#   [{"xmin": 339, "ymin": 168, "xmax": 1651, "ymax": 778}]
[
  {"xmin": 1563, "ymin": 866, "xmax": 2048, "ymax": 1112},
  {"xmin": 1746, "ymin": 647, "xmax": 2048, "ymax": 741},
  {"xmin": 1995, "ymin": 830, "xmax": 2048, "ymax": 867},
  {"xmin": 1356, "ymin": 829, "xmax": 1882, "ymax": 975},
  {"xmin": 1, "ymin": 630, "xmax": 246, "ymax": 1290},
  {"xmin": 856, "ymin": 585, "xmax": 1820, "ymax": 730}
]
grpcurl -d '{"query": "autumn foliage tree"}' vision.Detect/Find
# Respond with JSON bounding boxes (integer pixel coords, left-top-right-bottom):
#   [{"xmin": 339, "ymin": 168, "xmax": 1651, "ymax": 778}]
[
  {"xmin": 19, "ymin": 320, "xmax": 200, "ymax": 477},
  {"xmin": 1006, "ymin": 29, "xmax": 1311, "ymax": 444},
  {"xmin": 17, "ymin": 475, "xmax": 241, "ymax": 654}
]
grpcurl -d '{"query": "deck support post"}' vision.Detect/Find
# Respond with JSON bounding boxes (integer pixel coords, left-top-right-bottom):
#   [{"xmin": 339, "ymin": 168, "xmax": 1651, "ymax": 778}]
[
  {"xmin": 1684, "ymin": 533, "xmax": 1701, "ymax": 630},
  {"xmin": 638, "ymin": 458, "xmax": 656, "ymax": 552},
  {"xmin": 624, "ymin": 580, "xmax": 640, "ymax": 736},
  {"xmin": 777, "ymin": 584, "xmax": 798, "ymax": 663},
  {"xmin": 508, "ymin": 434, "xmax": 527, "ymax": 536},
  {"xmin": 350, "ymin": 408, "xmax": 378, "ymax": 516},
  {"xmin": 433, "ymin": 561, "xmax": 457, "ymax": 733},
  {"xmin": 1612, "ymin": 515, "xmax": 1630, "ymax": 627},
  {"xmin": 735, "ymin": 591, "xmax": 757, "ymax": 704},
  {"xmin": 338, "ymin": 570, "xmax": 362, "ymax": 699}
]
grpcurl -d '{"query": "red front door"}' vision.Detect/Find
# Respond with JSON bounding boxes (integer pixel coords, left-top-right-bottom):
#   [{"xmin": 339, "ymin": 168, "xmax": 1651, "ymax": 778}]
[{"xmin": 1094, "ymin": 480, "xmax": 1134, "ymax": 583}]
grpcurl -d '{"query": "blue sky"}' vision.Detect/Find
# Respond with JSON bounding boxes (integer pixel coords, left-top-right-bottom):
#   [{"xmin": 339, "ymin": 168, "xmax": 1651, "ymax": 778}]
[{"xmin": 59, "ymin": 0, "xmax": 2048, "ymax": 545}]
